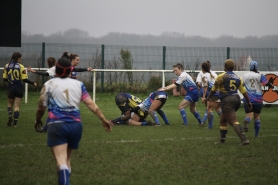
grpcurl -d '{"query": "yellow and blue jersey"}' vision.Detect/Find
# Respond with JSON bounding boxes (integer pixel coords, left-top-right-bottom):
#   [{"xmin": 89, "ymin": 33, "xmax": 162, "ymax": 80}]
[
  {"xmin": 115, "ymin": 93, "xmax": 145, "ymax": 116},
  {"xmin": 3, "ymin": 61, "xmax": 28, "ymax": 86},
  {"xmin": 212, "ymin": 71, "xmax": 246, "ymax": 100}
]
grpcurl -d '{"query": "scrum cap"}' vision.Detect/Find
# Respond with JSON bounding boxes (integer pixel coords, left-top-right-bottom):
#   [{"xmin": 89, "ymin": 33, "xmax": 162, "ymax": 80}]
[{"xmin": 250, "ymin": 60, "xmax": 258, "ymax": 71}]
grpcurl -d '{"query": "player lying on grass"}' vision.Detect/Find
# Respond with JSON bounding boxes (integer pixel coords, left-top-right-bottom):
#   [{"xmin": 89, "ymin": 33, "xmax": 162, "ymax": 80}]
[
  {"xmin": 110, "ymin": 92, "xmax": 155, "ymax": 126},
  {"xmin": 130, "ymin": 91, "xmax": 170, "ymax": 126}
]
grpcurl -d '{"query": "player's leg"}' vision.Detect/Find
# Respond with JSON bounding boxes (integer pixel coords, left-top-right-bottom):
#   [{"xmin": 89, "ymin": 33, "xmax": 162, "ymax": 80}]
[
  {"xmin": 128, "ymin": 113, "xmax": 152, "ymax": 126},
  {"xmin": 156, "ymin": 109, "xmax": 170, "ymax": 125},
  {"xmin": 253, "ymin": 103, "xmax": 262, "ymax": 137},
  {"xmin": 178, "ymin": 99, "xmax": 191, "ymax": 125},
  {"xmin": 7, "ymin": 98, "xmax": 14, "ymax": 126},
  {"xmin": 215, "ymin": 113, "xmax": 228, "ymax": 144},
  {"xmin": 13, "ymin": 97, "xmax": 22, "ymax": 127},
  {"xmin": 148, "ymin": 99, "xmax": 162, "ymax": 125},
  {"xmin": 207, "ymin": 101, "xmax": 214, "ymax": 129},
  {"xmin": 223, "ymin": 96, "xmax": 249, "ymax": 144},
  {"xmin": 189, "ymin": 102, "xmax": 202, "ymax": 125},
  {"xmin": 51, "ymin": 144, "xmax": 70, "ymax": 185},
  {"xmin": 243, "ymin": 102, "xmax": 253, "ymax": 132}
]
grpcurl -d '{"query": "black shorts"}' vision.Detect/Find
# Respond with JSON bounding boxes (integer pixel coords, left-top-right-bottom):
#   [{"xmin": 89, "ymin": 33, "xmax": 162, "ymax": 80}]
[
  {"xmin": 7, "ymin": 85, "xmax": 24, "ymax": 99},
  {"xmin": 220, "ymin": 95, "xmax": 241, "ymax": 114},
  {"xmin": 244, "ymin": 103, "xmax": 263, "ymax": 114},
  {"xmin": 154, "ymin": 98, "xmax": 167, "ymax": 111}
]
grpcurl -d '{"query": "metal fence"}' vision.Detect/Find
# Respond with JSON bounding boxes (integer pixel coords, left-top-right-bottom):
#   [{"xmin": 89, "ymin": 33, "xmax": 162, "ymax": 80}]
[{"xmin": 1, "ymin": 43, "xmax": 278, "ymax": 84}]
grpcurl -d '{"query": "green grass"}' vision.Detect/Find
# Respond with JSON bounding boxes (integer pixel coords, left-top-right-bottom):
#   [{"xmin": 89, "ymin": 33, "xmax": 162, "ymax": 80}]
[{"xmin": 0, "ymin": 91, "xmax": 278, "ymax": 185}]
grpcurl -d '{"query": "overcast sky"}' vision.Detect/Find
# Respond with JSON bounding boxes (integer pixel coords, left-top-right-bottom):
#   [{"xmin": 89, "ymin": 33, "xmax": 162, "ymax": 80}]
[{"xmin": 22, "ymin": 0, "xmax": 278, "ymax": 38}]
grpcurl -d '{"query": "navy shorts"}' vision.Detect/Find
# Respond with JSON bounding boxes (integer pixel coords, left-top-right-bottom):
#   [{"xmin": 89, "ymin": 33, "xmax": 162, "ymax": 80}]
[
  {"xmin": 7, "ymin": 85, "xmax": 24, "ymax": 99},
  {"xmin": 244, "ymin": 103, "xmax": 263, "ymax": 114},
  {"xmin": 47, "ymin": 122, "xmax": 83, "ymax": 149},
  {"xmin": 184, "ymin": 91, "xmax": 199, "ymax": 103}
]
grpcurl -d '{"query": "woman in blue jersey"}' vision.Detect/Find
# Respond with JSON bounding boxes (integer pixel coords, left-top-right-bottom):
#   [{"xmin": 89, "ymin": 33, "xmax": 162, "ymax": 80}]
[
  {"xmin": 207, "ymin": 59, "xmax": 252, "ymax": 145},
  {"xmin": 158, "ymin": 63, "xmax": 202, "ymax": 126},
  {"xmin": 130, "ymin": 91, "xmax": 170, "ymax": 126},
  {"xmin": 110, "ymin": 93, "xmax": 155, "ymax": 126},
  {"xmin": 199, "ymin": 62, "xmax": 221, "ymax": 129},
  {"xmin": 242, "ymin": 61, "xmax": 271, "ymax": 137},
  {"xmin": 34, "ymin": 57, "xmax": 112, "ymax": 185},
  {"xmin": 3, "ymin": 52, "xmax": 37, "ymax": 127}
]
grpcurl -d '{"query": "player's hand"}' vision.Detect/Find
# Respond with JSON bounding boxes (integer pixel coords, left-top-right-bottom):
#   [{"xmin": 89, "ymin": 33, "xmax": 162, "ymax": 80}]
[
  {"xmin": 34, "ymin": 120, "xmax": 43, "ymax": 132},
  {"xmin": 102, "ymin": 119, "xmax": 113, "ymax": 132},
  {"xmin": 27, "ymin": 65, "xmax": 36, "ymax": 73},
  {"xmin": 34, "ymin": 83, "xmax": 37, "ymax": 87},
  {"xmin": 247, "ymin": 102, "xmax": 252, "ymax": 111},
  {"xmin": 87, "ymin": 67, "xmax": 93, "ymax": 71},
  {"xmin": 201, "ymin": 97, "xmax": 206, "ymax": 103}
]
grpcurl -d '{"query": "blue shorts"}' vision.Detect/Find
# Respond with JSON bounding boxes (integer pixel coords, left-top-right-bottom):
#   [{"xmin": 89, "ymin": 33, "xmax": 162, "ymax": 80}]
[
  {"xmin": 7, "ymin": 85, "xmax": 24, "ymax": 99},
  {"xmin": 47, "ymin": 122, "xmax": 82, "ymax": 149},
  {"xmin": 184, "ymin": 91, "xmax": 199, "ymax": 102}
]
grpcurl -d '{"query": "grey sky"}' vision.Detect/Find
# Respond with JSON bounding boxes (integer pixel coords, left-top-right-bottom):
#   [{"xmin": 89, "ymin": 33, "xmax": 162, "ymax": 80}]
[{"xmin": 22, "ymin": 0, "xmax": 278, "ymax": 38}]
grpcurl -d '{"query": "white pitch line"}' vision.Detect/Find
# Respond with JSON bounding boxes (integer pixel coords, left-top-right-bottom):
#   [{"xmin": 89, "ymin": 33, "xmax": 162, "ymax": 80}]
[{"xmin": 1, "ymin": 134, "xmax": 278, "ymax": 149}]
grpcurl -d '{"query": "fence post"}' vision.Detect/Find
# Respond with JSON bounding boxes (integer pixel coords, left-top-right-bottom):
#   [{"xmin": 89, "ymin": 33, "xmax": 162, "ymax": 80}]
[
  {"xmin": 227, "ymin": 47, "xmax": 230, "ymax": 59},
  {"xmin": 42, "ymin": 42, "xmax": 45, "ymax": 84},
  {"xmin": 101, "ymin": 44, "xmax": 105, "ymax": 93},
  {"xmin": 163, "ymin": 46, "xmax": 166, "ymax": 70}
]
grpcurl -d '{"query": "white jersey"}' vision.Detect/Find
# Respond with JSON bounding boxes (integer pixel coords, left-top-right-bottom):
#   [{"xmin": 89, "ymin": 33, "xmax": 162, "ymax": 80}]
[
  {"xmin": 242, "ymin": 71, "xmax": 268, "ymax": 103},
  {"xmin": 42, "ymin": 77, "xmax": 90, "ymax": 123},
  {"xmin": 199, "ymin": 72, "xmax": 217, "ymax": 89},
  {"xmin": 196, "ymin": 71, "xmax": 217, "ymax": 84},
  {"xmin": 46, "ymin": 66, "xmax": 56, "ymax": 79}
]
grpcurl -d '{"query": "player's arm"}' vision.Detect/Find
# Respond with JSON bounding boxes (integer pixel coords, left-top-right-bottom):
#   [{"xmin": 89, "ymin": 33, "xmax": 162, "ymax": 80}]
[
  {"xmin": 73, "ymin": 67, "xmax": 93, "ymax": 72},
  {"xmin": 158, "ymin": 83, "xmax": 178, "ymax": 91},
  {"xmin": 35, "ymin": 85, "xmax": 46, "ymax": 131},
  {"xmin": 238, "ymin": 78, "xmax": 252, "ymax": 111},
  {"xmin": 83, "ymin": 97, "xmax": 112, "ymax": 132}
]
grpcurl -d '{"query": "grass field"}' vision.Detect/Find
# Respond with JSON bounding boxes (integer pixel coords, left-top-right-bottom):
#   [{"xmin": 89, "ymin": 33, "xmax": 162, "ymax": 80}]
[{"xmin": 0, "ymin": 91, "xmax": 278, "ymax": 185}]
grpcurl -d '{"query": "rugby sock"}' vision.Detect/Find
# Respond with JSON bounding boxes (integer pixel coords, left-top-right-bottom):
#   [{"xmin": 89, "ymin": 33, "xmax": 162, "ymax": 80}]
[
  {"xmin": 208, "ymin": 112, "xmax": 214, "ymax": 128},
  {"xmin": 202, "ymin": 109, "xmax": 208, "ymax": 122},
  {"xmin": 193, "ymin": 111, "xmax": 202, "ymax": 124},
  {"xmin": 58, "ymin": 164, "xmax": 70, "ymax": 185},
  {"xmin": 157, "ymin": 109, "xmax": 170, "ymax": 124},
  {"xmin": 254, "ymin": 120, "xmax": 261, "ymax": 137},
  {"xmin": 217, "ymin": 109, "xmax": 222, "ymax": 116},
  {"xmin": 13, "ymin": 111, "xmax": 19, "ymax": 126},
  {"xmin": 150, "ymin": 111, "xmax": 160, "ymax": 124},
  {"xmin": 179, "ymin": 109, "xmax": 188, "ymax": 125},
  {"xmin": 7, "ymin": 107, "xmax": 12, "ymax": 117},
  {"xmin": 141, "ymin": 121, "xmax": 148, "ymax": 126},
  {"xmin": 232, "ymin": 122, "xmax": 247, "ymax": 141},
  {"xmin": 219, "ymin": 126, "xmax": 228, "ymax": 143}
]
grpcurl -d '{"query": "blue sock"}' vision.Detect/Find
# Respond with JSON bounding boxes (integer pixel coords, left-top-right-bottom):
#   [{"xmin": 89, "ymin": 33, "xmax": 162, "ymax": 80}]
[
  {"xmin": 152, "ymin": 111, "xmax": 160, "ymax": 124},
  {"xmin": 193, "ymin": 111, "xmax": 202, "ymax": 124},
  {"xmin": 202, "ymin": 109, "xmax": 208, "ymax": 122},
  {"xmin": 217, "ymin": 110, "xmax": 222, "ymax": 116},
  {"xmin": 13, "ymin": 111, "xmax": 19, "ymax": 126},
  {"xmin": 254, "ymin": 120, "xmax": 260, "ymax": 137},
  {"xmin": 157, "ymin": 110, "xmax": 170, "ymax": 124},
  {"xmin": 208, "ymin": 112, "xmax": 214, "ymax": 128},
  {"xmin": 7, "ymin": 107, "xmax": 12, "ymax": 117},
  {"xmin": 179, "ymin": 109, "xmax": 188, "ymax": 124},
  {"xmin": 141, "ymin": 121, "xmax": 148, "ymax": 126},
  {"xmin": 58, "ymin": 164, "xmax": 70, "ymax": 185}
]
